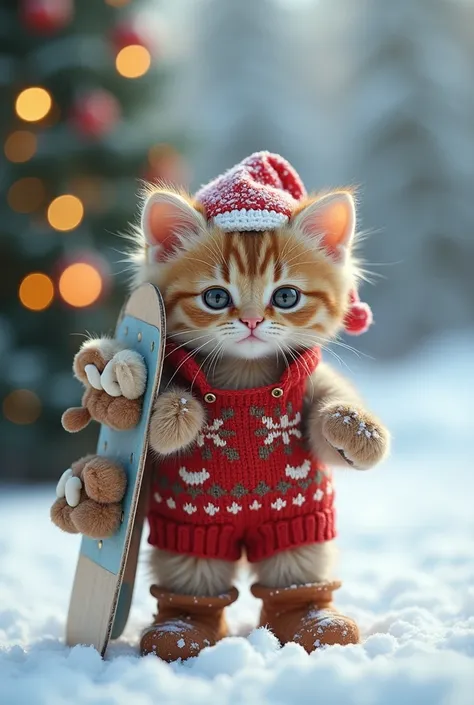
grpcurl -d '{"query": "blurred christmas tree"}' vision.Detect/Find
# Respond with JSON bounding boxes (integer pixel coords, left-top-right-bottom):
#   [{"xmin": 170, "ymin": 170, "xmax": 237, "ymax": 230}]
[{"xmin": 0, "ymin": 0, "xmax": 188, "ymax": 481}]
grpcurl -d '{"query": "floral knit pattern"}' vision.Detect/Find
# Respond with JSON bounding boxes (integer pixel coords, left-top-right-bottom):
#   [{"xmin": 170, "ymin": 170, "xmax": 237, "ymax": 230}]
[{"xmin": 148, "ymin": 344, "xmax": 335, "ymax": 562}]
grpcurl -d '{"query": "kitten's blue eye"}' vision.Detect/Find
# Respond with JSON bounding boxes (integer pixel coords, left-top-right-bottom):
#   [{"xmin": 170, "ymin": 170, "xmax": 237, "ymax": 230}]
[
  {"xmin": 272, "ymin": 287, "xmax": 300, "ymax": 309},
  {"xmin": 203, "ymin": 287, "xmax": 232, "ymax": 310}
]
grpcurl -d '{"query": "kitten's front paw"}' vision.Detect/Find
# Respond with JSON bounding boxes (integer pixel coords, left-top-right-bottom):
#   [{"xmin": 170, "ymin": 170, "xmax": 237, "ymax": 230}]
[
  {"xmin": 149, "ymin": 390, "xmax": 205, "ymax": 455},
  {"xmin": 322, "ymin": 404, "xmax": 389, "ymax": 470}
]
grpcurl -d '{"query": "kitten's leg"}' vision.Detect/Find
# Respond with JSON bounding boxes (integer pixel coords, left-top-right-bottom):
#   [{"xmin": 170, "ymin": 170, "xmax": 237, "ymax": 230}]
[
  {"xmin": 141, "ymin": 548, "xmax": 238, "ymax": 661},
  {"xmin": 252, "ymin": 542, "xmax": 359, "ymax": 651},
  {"xmin": 149, "ymin": 388, "xmax": 205, "ymax": 455},
  {"xmin": 306, "ymin": 362, "xmax": 390, "ymax": 469},
  {"xmin": 255, "ymin": 541, "xmax": 337, "ymax": 588}
]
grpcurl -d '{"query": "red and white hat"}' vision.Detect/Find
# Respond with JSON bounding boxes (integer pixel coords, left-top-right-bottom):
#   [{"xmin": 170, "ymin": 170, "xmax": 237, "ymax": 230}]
[
  {"xmin": 196, "ymin": 151, "xmax": 306, "ymax": 231},
  {"xmin": 196, "ymin": 151, "xmax": 372, "ymax": 335}
]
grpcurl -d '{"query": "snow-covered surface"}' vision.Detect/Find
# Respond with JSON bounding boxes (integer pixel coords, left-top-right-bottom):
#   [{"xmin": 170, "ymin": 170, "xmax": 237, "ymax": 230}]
[{"xmin": 1, "ymin": 334, "xmax": 473, "ymax": 704}]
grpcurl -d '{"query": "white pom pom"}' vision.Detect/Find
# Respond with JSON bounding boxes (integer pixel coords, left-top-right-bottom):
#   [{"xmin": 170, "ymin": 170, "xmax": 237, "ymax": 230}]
[{"xmin": 65, "ymin": 476, "xmax": 83, "ymax": 507}]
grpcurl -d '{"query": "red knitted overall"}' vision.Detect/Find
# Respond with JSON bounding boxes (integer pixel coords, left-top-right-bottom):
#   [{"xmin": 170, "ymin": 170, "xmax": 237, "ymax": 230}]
[{"xmin": 147, "ymin": 345, "xmax": 336, "ymax": 562}]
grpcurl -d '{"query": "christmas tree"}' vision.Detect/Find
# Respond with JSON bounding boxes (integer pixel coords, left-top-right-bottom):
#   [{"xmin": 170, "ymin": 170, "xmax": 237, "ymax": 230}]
[{"xmin": 0, "ymin": 0, "xmax": 187, "ymax": 481}]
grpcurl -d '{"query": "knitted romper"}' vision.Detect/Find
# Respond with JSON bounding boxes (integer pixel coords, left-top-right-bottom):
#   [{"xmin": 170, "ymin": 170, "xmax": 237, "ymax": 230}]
[{"xmin": 147, "ymin": 344, "xmax": 336, "ymax": 563}]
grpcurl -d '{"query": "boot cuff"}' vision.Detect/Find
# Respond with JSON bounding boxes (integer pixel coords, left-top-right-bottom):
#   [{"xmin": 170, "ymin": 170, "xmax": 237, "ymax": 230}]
[{"xmin": 251, "ymin": 581, "xmax": 342, "ymax": 607}]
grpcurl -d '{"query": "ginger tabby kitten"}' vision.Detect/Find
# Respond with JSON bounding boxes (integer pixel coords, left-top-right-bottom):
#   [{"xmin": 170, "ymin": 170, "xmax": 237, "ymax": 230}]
[{"xmin": 77, "ymin": 186, "xmax": 389, "ymax": 596}]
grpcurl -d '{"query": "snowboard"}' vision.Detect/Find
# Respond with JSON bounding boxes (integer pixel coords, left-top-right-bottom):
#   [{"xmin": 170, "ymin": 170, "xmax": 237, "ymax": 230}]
[{"xmin": 66, "ymin": 283, "xmax": 166, "ymax": 656}]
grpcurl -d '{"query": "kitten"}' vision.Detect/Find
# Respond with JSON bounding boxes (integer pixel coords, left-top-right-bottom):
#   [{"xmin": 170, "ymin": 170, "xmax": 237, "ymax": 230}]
[{"xmin": 79, "ymin": 185, "xmax": 389, "ymax": 595}]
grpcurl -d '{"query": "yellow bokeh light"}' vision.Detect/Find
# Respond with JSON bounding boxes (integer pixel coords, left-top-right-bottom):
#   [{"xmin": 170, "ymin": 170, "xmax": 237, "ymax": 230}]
[
  {"xmin": 116, "ymin": 45, "xmax": 151, "ymax": 79},
  {"xmin": 8, "ymin": 177, "xmax": 46, "ymax": 213},
  {"xmin": 3, "ymin": 389, "xmax": 41, "ymax": 425},
  {"xmin": 105, "ymin": 0, "xmax": 130, "ymax": 5},
  {"xmin": 47, "ymin": 194, "xmax": 84, "ymax": 231},
  {"xmin": 15, "ymin": 87, "xmax": 52, "ymax": 123},
  {"xmin": 4, "ymin": 131, "xmax": 37, "ymax": 163},
  {"xmin": 19, "ymin": 273, "xmax": 54, "ymax": 311},
  {"xmin": 59, "ymin": 263, "xmax": 103, "ymax": 307}
]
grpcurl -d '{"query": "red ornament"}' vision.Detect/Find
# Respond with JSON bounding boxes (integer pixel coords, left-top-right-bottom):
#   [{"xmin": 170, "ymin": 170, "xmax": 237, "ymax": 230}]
[
  {"xmin": 70, "ymin": 90, "xmax": 121, "ymax": 139},
  {"xmin": 110, "ymin": 21, "xmax": 155, "ymax": 53},
  {"xmin": 20, "ymin": 0, "xmax": 74, "ymax": 34}
]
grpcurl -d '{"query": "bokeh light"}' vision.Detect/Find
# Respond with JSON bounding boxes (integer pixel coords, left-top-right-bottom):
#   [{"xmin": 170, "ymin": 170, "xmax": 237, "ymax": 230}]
[
  {"xmin": 4, "ymin": 131, "xmax": 37, "ymax": 163},
  {"xmin": 116, "ymin": 45, "xmax": 151, "ymax": 79},
  {"xmin": 19, "ymin": 273, "xmax": 54, "ymax": 311},
  {"xmin": 3, "ymin": 389, "xmax": 41, "ymax": 425},
  {"xmin": 15, "ymin": 87, "xmax": 52, "ymax": 122},
  {"xmin": 8, "ymin": 177, "xmax": 46, "ymax": 213},
  {"xmin": 105, "ymin": 0, "xmax": 131, "ymax": 5},
  {"xmin": 47, "ymin": 194, "xmax": 84, "ymax": 231},
  {"xmin": 59, "ymin": 263, "xmax": 103, "ymax": 307}
]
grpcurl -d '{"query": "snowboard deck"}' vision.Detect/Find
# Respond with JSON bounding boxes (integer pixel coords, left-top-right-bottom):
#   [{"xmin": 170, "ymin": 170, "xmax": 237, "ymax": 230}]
[{"xmin": 66, "ymin": 283, "xmax": 166, "ymax": 657}]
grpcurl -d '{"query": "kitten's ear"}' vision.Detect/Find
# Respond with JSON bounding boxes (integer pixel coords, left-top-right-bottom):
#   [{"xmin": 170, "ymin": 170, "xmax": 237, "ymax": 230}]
[
  {"xmin": 141, "ymin": 190, "xmax": 206, "ymax": 261},
  {"xmin": 292, "ymin": 191, "xmax": 355, "ymax": 262}
]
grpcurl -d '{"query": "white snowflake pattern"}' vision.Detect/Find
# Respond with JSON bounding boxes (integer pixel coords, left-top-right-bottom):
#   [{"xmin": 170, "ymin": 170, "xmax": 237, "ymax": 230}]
[
  {"xmin": 226, "ymin": 502, "xmax": 242, "ymax": 515},
  {"xmin": 271, "ymin": 498, "xmax": 287, "ymax": 511},
  {"xmin": 183, "ymin": 503, "xmax": 197, "ymax": 515},
  {"xmin": 285, "ymin": 459, "xmax": 311, "ymax": 480},
  {"xmin": 166, "ymin": 497, "xmax": 176, "ymax": 509},
  {"xmin": 153, "ymin": 492, "xmax": 162, "ymax": 503},
  {"xmin": 204, "ymin": 502, "xmax": 220, "ymax": 517},
  {"xmin": 326, "ymin": 482, "xmax": 333, "ymax": 495},
  {"xmin": 261, "ymin": 411, "xmax": 302, "ymax": 446},
  {"xmin": 178, "ymin": 467, "xmax": 210, "ymax": 486},
  {"xmin": 313, "ymin": 489, "xmax": 324, "ymax": 502},
  {"xmin": 333, "ymin": 408, "xmax": 380, "ymax": 440},
  {"xmin": 249, "ymin": 500, "xmax": 262, "ymax": 511},
  {"xmin": 197, "ymin": 418, "xmax": 227, "ymax": 448},
  {"xmin": 292, "ymin": 493, "xmax": 306, "ymax": 507}
]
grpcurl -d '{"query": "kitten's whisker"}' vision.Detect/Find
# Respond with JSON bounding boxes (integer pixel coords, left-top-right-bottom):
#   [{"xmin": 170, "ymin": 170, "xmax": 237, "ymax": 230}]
[
  {"xmin": 190, "ymin": 342, "xmax": 221, "ymax": 391},
  {"xmin": 165, "ymin": 340, "xmax": 211, "ymax": 388},
  {"xmin": 164, "ymin": 334, "xmax": 212, "ymax": 357}
]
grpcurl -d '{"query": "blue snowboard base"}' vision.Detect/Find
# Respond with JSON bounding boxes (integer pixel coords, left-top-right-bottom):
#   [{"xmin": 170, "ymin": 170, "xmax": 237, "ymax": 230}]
[{"xmin": 65, "ymin": 284, "xmax": 165, "ymax": 657}]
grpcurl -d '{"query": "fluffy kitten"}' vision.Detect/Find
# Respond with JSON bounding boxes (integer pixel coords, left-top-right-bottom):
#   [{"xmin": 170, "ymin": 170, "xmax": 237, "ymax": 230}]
[{"xmin": 85, "ymin": 186, "xmax": 389, "ymax": 594}]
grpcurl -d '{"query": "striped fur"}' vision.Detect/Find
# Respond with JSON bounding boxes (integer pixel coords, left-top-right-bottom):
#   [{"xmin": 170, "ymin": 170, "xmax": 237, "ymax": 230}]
[{"xmin": 131, "ymin": 188, "xmax": 360, "ymax": 376}]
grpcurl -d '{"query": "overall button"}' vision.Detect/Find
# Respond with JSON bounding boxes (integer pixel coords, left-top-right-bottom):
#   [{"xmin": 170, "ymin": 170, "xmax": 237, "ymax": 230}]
[
  {"xmin": 271, "ymin": 387, "xmax": 283, "ymax": 398},
  {"xmin": 204, "ymin": 392, "xmax": 217, "ymax": 403}
]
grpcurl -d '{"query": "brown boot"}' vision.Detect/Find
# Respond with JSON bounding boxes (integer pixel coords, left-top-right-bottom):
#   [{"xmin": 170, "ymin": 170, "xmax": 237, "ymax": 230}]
[
  {"xmin": 140, "ymin": 585, "xmax": 238, "ymax": 661},
  {"xmin": 251, "ymin": 581, "xmax": 359, "ymax": 652}
]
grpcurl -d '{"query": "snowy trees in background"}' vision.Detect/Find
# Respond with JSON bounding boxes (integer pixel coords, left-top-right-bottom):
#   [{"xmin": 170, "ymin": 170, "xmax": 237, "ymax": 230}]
[
  {"xmin": 342, "ymin": 0, "xmax": 474, "ymax": 358},
  {"xmin": 168, "ymin": 0, "xmax": 474, "ymax": 359},
  {"xmin": 175, "ymin": 0, "xmax": 327, "ymax": 188}
]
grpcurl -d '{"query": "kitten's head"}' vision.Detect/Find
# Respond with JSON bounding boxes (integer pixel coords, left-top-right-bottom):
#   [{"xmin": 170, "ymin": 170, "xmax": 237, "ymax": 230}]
[{"xmin": 131, "ymin": 186, "xmax": 361, "ymax": 360}]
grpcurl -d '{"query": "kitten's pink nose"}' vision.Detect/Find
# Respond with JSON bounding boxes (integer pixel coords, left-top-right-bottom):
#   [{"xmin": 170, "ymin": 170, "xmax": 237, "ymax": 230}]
[{"xmin": 240, "ymin": 315, "xmax": 264, "ymax": 330}]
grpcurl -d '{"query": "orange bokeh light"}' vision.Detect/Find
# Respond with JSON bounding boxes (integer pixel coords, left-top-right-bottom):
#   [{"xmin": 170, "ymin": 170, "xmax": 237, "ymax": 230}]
[
  {"xmin": 116, "ymin": 45, "xmax": 151, "ymax": 78},
  {"xmin": 4, "ymin": 131, "xmax": 37, "ymax": 163},
  {"xmin": 105, "ymin": 0, "xmax": 130, "ymax": 5},
  {"xmin": 47, "ymin": 194, "xmax": 84, "ymax": 231},
  {"xmin": 3, "ymin": 389, "xmax": 41, "ymax": 425},
  {"xmin": 15, "ymin": 87, "xmax": 52, "ymax": 122},
  {"xmin": 19, "ymin": 273, "xmax": 54, "ymax": 311},
  {"xmin": 59, "ymin": 263, "xmax": 103, "ymax": 307}
]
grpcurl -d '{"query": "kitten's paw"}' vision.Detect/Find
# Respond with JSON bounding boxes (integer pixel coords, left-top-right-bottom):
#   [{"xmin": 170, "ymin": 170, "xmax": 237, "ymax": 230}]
[
  {"xmin": 100, "ymin": 349, "xmax": 147, "ymax": 400},
  {"xmin": 149, "ymin": 390, "xmax": 205, "ymax": 455},
  {"xmin": 73, "ymin": 338, "xmax": 124, "ymax": 387},
  {"xmin": 321, "ymin": 404, "xmax": 390, "ymax": 470}
]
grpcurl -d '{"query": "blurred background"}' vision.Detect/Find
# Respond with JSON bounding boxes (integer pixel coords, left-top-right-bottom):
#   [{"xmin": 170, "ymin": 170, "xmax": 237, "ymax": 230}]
[{"xmin": 0, "ymin": 0, "xmax": 473, "ymax": 482}]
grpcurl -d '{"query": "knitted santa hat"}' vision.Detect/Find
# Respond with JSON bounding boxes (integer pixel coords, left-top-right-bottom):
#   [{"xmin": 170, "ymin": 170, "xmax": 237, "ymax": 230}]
[
  {"xmin": 196, "ymin": 151, "xmax": 306, "ymax": 231},
  {"xmin": 196, "ymin": 151, "xmax": 372, "ymax": 335}
]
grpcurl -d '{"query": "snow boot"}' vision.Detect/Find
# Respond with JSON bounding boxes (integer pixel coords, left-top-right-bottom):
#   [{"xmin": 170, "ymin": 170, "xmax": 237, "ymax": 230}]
[
  {"xmin": 251, "ymin": 581, "xmax": 359, "ymax": 652},
  {"xmin": 140, "ymin": 585, "xmax": 238, "ymax": 661}
]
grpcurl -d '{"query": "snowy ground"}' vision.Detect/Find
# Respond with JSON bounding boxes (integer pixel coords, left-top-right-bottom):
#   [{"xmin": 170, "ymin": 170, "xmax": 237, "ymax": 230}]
[{"xmin": 1, "ymin": 333, "xmax": 473, "ymax": 705}]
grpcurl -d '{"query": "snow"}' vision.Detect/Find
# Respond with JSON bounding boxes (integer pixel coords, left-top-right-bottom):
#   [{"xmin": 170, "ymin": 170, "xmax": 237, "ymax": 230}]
[{"xmin": 1, "ymin": 333, "xmax": 473, "ymax": 705}]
